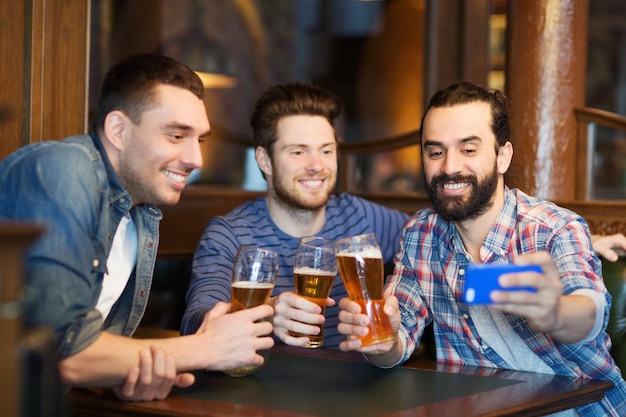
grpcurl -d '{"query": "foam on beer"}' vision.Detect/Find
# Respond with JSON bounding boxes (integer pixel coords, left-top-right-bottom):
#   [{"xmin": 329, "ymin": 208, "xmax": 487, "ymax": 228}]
[
  {"xmin": 337, "ymin": 246, "xmax": 382, "ymax": 259},
  {"xmin": 293, "ymin": 266, "xmax": 337, "ymax": 276},
  {"xmin": 231, "ymin": 281, "xmax": 274, "ymax": 289}
]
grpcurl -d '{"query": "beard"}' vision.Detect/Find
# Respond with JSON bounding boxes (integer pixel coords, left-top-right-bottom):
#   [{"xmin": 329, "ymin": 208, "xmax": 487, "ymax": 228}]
[
  {"xmin": 424, "ymin": 163, "xmax": 498, "ymax": 222},
  {"xmin": 269, "ymin": 169, "xmax": 335, "ymax": 212}
]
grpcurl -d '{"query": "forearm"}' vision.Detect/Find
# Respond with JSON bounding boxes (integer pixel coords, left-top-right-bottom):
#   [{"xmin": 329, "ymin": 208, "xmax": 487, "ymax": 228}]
[
  {"xmin": 548, "ymin": 294, "xmax": 596, "ymax": 343},
  {"xmin": 58, "ymin": 331, "xmax": 207, "ymax": 387}
]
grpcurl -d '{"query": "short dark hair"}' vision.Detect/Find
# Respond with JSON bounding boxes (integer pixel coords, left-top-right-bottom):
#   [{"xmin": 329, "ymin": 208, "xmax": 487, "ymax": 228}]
[
  {"xmin": 250, "ymin": 82, "xmax": 342, "ymax": 157},
  {"xmin": 420, "ymin": 81, "xmax": 511, "ymax": 148},
  {"xmin": 95, "ymin": 53, "xmax": 204, "ymax": 133}
]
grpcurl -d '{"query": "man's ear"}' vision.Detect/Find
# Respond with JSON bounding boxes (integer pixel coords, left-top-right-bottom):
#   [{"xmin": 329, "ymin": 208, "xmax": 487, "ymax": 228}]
[
  {"xmin": 102, "ymin": 110, "xmax": 128, "ymax": 152},
  {"xmin": 497, "ymin": 141, "xmax": 513, "ymax": 174},
  {"xmin": 256, "ymin": 146, "xmax": 273, "ymax": 177}
]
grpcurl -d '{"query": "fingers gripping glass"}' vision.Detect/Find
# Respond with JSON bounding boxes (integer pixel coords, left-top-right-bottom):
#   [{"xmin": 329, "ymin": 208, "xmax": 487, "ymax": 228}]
[
  {"xmin": 224, "ymin": 246, "xmax": 279, "ymax": 377},
  {"xmin": 289, "ymin": 236, "xmax": 337, "ymax": 348}
]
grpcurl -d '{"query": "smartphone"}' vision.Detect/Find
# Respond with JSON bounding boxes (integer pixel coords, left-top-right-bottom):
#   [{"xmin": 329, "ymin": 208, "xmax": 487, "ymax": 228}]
[{"xmin": 462, "ymin": 264, "xmax": 542, "ymax": 304}]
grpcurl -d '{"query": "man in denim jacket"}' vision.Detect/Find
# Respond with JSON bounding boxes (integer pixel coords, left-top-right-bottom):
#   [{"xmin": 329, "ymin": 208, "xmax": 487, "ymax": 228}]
[{"xmin": 0, "ymin": 54, "xmax": 274, "ymax": 401}]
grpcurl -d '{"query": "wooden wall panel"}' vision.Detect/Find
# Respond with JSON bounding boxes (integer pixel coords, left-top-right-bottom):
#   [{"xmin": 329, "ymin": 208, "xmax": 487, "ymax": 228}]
[
  {"xmin": 0, "ymin": 2, "xmax": 27, "ymax": 159},
  {"xmin": 0, "ymin": 0, "xmax": 90, "ymax": 161},
  {"xmin": 29, "ymin": 0, "xmax": 90, "ymax": 142},
  {"xmin": 424, "ymin": 0, "xmax": 491, "ymax": 104}
]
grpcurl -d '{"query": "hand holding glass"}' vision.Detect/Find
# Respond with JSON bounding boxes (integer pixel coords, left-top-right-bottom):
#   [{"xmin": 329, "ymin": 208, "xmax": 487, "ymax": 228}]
[
  {"xmin": 224, "ymin": 245, "xmax": 279, "ymax": 377},
  {"xmin": 335, "ymin": 233, "xmax": 395, "ymax": 348},
  {"xmin": 289, "ymin": 236, "xmax": 337, "ymax": 348}
]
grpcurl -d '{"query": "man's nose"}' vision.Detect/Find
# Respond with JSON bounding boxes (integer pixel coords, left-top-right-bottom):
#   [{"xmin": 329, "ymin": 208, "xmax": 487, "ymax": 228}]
[
  {"xmin": 442, "ymin": 152, "xmax": 461, "ymax": 176},
  {"xmin": 182, "ymin": 139, "xmax": 203, "ymax": 170},
  {"xmin": 305, "ymin": 153, "xmax": 323, "ymax": 172}
]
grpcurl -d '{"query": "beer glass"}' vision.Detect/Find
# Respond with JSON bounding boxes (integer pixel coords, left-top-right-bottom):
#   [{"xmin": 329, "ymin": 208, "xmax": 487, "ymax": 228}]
[
  {"xmin": 335, "ymin": 233, "xmax": 396, "ymax": 348},
  {"xmin": 289, "ymin": 236, "xmax": 337, "ymax": 348},
  {"xmin": 224, "ymin": 245, "xmax": 279, "ymax": 377}
]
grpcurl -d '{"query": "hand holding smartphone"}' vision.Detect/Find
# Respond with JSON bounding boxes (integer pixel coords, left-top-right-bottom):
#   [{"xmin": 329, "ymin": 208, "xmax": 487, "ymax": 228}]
[{"xmin": 463, "ymin": 264, "xmax": 542, "ymax": 304}]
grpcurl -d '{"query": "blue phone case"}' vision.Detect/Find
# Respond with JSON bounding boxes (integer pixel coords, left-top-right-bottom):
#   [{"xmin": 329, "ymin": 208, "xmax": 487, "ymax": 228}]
[{"xmin": 463, "ymin": 264, "xmax": 542, "ymax": 304}]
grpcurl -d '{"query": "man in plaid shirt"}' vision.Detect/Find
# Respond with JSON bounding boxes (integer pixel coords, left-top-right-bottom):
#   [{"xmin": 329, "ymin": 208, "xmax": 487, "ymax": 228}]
[{"xmin": 337, "ymin": 81, "xmax": 626, "ymax": 416}]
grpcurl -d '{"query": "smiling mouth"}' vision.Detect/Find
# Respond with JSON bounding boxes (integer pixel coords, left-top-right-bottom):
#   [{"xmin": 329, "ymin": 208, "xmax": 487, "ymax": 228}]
[
  {"xmin": 299, "ymin": 179, "xmax": 325, "ymax": 188},
  {"xmin": 440, "ymin": 181, "xmax": 472, "ymax": 197},
  {"xmin": 163, "ymin": 170, "xmax": 186, "ymax": 184},
  {"xmin": 443, "ymin": 182, "xmax": 470, "ymax": 191}
]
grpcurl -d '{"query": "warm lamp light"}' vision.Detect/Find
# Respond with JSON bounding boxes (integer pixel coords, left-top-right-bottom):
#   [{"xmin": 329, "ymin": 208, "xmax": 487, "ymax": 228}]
[
  {"xmin": 194, "ymin": 71, "xmax": 238, "ymax": 89},
  {"xmin": 159, "ymin": 1, "xmax": 237, "ymax": 89}
]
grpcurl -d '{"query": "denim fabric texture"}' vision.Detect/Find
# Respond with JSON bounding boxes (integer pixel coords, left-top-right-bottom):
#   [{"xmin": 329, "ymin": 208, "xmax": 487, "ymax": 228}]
[{"xmin": 0, "ymin": 133, "xmax": 162, "ymax": 359}]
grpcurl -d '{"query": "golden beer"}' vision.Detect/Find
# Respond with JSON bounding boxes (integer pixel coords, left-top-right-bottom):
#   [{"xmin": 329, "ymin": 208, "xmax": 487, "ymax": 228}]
[
  {"xmin": 336, "ymin": 249, "xmax": 396, "ymax": 347},
  {"xmin": 224, "ymin": 245, "xmax": 277, "ymax": 378},
  {"xmin": 230, "ymin": 281, "xmax": 274, "ymax": 312},
  {"xmin": 353, "ymin": 299, "xmax": 395, "ymax": 347},
  {"xmin": 288, "ymin": 267, "xmax": 336, "ymax": 347},
  {"xmin": 225, "ymin": 281, "xmax": 273, "ymax": 377}
]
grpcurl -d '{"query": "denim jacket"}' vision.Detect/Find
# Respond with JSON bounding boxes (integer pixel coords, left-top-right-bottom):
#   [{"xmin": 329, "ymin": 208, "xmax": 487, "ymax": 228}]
[{"xmin": 0, "ymin": 133, "xmax": 162, "ymax": 359}]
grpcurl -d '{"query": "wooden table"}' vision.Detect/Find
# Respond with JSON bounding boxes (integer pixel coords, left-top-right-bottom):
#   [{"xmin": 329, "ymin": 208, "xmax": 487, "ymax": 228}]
[{"xmin": 66, "ymin": 344, "xmax": 613, "ymax": 417}]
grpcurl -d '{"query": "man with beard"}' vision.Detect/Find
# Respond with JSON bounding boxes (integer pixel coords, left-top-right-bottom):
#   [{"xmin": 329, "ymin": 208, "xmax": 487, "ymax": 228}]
[
  {"xmin": 336, "ymin": 81, "xmax": 626, "ymax": 416},
  {"xmin": 181, "ymin": 82, "xmax": 409, "ymax": 349}
]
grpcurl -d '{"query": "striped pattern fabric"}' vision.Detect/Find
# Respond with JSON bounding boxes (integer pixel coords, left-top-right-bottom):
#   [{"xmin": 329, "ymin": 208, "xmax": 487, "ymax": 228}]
[{"xmin": 181, "ymin": 193, "xmax": 409, "ymax": 349}]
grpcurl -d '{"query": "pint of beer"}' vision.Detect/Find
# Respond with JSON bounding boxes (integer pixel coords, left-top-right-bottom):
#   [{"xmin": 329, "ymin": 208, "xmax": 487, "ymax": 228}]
[
  {"xmin": 335, "ymin": 233, "xmax": 395, "ymax": 347},
  {"xmin": 231, "ymin": 281, "xmax": 274, "ymax": 312},
  {"xmin": 224, "ymin": 246, "xmax": 278, "ymax": 377},
  {"xmin": 289, "ymin": 236, "xmax": 337, "ymax": 348}
]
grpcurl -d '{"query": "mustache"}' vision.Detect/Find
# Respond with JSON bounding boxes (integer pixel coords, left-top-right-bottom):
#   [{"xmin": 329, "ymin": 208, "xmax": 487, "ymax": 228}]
[{"xmin": 430, "ymin": 173, "xmax": 477, "ymax": 187}]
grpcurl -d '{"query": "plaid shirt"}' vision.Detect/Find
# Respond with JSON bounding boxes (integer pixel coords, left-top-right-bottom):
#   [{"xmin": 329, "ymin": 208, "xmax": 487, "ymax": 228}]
[{"xmin": 386, "ymin": 187, "xmax": 626, "ymax": 416}]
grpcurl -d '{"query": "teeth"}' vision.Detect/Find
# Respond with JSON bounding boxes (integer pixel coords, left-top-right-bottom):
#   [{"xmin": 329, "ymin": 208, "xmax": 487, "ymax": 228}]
[
  {"xmin": 301, "ymin": 180, "xmax": 323, "ymax": 186},
  {"xmin": 163, "ymin": 170, "xmax": 185, "ymax": 183},
  {"xmin": 443, "ymin": 182, "xmax": 469, "ymax": 190}
]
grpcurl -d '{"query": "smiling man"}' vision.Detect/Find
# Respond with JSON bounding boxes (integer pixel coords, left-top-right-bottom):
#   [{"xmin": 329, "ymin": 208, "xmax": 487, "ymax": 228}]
[
  {"xmin": 0, "ymin": 54, "xmax": 274, "ymax": 401},
  {"xmin": 336, "ymin": 81, "xmax": 626, "ymax": 416},
  {"xmin": 181, "ymin": 82, "xmax": 409, "ymax": 349}
]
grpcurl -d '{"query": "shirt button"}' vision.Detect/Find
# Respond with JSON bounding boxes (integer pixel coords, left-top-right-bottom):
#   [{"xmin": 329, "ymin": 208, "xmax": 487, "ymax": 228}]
[
  {"xmin": 92, "ymin": 259, "xmax": 99, "ymax": 268},
  {"xmin": 500, "ymin": 249, "xmax": 506, "ymax": 256},
  {"xmin": 482, "ymin": 343, "xmax": 489, "ymax": 350},
  {"xmin": 463, "ymin": 313, "xmax": 469, "ymax": 320},
  {"xmin": 459, "ymin": 269, "xmax": 465, "ymax": 276}
]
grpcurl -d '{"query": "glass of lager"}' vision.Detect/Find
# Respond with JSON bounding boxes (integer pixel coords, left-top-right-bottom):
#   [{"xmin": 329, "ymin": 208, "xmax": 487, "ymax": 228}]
[
  {"xmin": 289, "ymin": 236, "xmax": 337, "ymax": 348},
  {"xmin": 224, "ymin": 245, "xmax": 279, "ymax": 377},
  {"xmin": 335, "ymin": 233, "xmax": 396, "ymax": 348}
]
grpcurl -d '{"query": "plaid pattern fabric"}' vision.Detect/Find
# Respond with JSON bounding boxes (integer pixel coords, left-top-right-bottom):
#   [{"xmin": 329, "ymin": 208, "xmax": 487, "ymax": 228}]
[{"xmin": 386, "ymin": 187, "xmax": 626, "ymax": 416}]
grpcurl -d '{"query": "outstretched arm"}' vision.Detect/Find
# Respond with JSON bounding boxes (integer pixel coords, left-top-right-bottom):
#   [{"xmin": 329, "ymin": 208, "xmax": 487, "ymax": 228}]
[
  {"xmin": 491, "ymin": 252, "xmax": 598, "ymax": 344},
  {"xmin": 59, "ymin": 302, "xmax": 274, "ymax": 398}
]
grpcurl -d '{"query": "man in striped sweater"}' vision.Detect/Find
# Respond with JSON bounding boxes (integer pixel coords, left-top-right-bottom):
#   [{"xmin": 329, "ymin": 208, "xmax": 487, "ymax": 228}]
[{"xmin": 181, "ymin": 82, "xmax": 409, "ymax": 349}]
